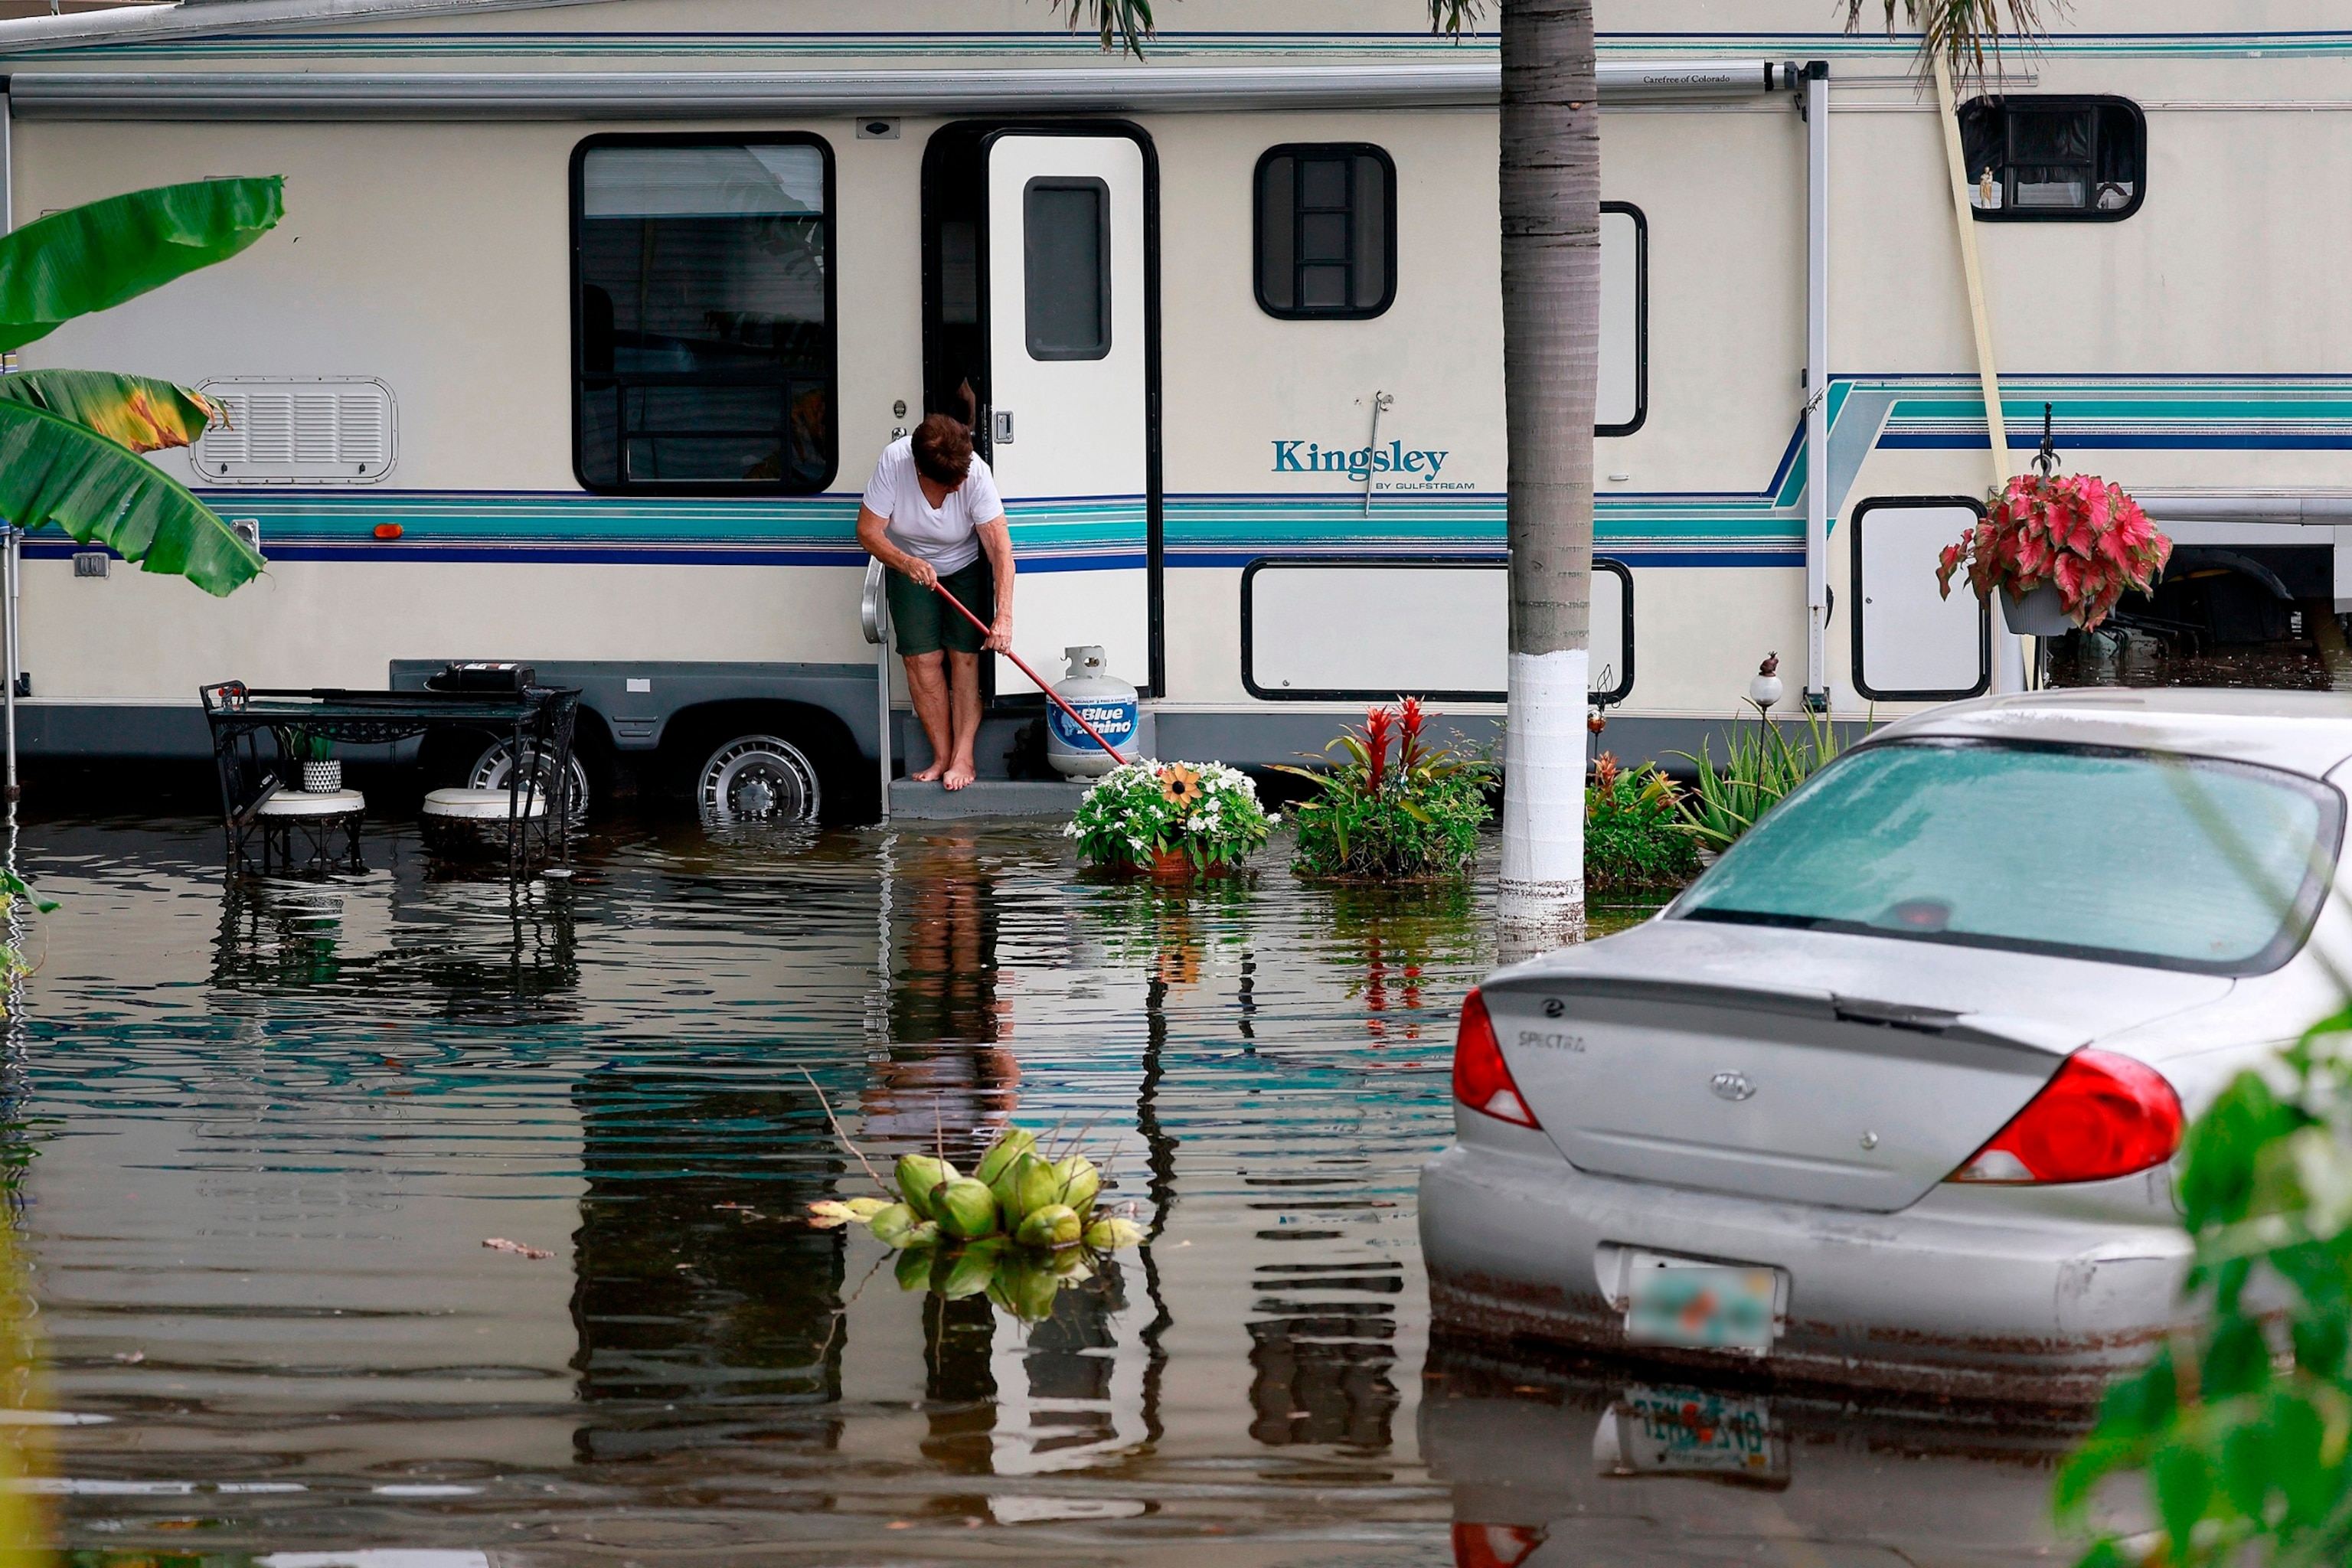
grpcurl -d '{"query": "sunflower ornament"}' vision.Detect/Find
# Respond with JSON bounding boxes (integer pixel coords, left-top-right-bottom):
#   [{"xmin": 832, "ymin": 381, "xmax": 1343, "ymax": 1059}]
[{"xmin": 1158, "ymin": 763, "xmax": 1204, "ymax": 807}]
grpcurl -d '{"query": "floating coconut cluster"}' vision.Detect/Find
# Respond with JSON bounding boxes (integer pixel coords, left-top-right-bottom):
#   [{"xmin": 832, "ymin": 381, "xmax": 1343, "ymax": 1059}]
[{"xmin": 808, "ymin": 1126, "xmax": 1145, "ymax": 1321}]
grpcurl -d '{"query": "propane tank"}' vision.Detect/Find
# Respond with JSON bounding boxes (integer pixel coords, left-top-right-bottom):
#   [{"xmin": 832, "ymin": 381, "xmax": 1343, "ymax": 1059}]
[{"xmin": 1046, "ymin": 645, "xmax": 1141, "ymax": 777}]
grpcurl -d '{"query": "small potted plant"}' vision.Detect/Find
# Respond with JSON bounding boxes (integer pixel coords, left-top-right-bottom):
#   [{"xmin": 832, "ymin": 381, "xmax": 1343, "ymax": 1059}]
[
  {"xmin": 289, "ymin": 730, "xmax": 340, "ymax": 793},
  {"xmin": 1064, "ymin": 759, "xmax": 1274, "ymax": 877},
  {"xmin": 1279, "ymin": 698, "xmax": 1493, "ymax": 880},
  {"xmin": 1936, "ymin": 424, "xmax": 2171, "ymax": 635}
]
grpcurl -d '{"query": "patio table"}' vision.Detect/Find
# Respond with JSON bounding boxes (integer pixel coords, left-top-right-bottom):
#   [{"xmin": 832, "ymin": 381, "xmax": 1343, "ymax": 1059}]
[{"xmin": 199, "ymin": 682, "xmax": 582, "ymax": 879}]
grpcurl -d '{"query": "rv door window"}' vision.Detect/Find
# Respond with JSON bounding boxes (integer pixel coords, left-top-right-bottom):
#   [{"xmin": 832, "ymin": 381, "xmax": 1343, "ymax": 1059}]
[
  {"xmin": 1023, "ymin": 178, "xmax": 1111, "ymax": 360},
  {"xmin": 571, "ymin": 136, "xmax": 837, "ymax": 493},
  {"xmin": 1956, "ymin": 96, "xmax": 2144, "ymax": 220},
  {"xmin": 1254, "ymin": 145, "xmax": 1396, "ymax": 319}
]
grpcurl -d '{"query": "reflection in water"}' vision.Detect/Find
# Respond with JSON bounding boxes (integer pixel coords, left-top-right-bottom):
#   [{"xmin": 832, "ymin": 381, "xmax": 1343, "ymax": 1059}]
[
  {"xmin": 1423, "ymin": 1341, "xmax": 2132, "ymax": 1566},
  {"xmin": 12, "ymin": 815, "xmax": 2096, "ymax": 1565},
  {"xmin": 567, "ymin": 1073, "xmax": 844, "ymax": 1465},
  {"xmin": 870, "ymin": 835, "xmax": 1017, "ymax": 1166},
  {"xmin": 1250, "ymin": 1259, "xmax": 1404, "ymax": 1449},
  {"xmin": 212, "ymin": 872, "xmax": 580, "ymax": 1019},
  {"xmin": 1326, "ymin": 881, "xmax": 1484, "ymax": 1046},
  {"xmin": 884, "ymin": 835, "xmax": 1163, "ymax": 1491}
]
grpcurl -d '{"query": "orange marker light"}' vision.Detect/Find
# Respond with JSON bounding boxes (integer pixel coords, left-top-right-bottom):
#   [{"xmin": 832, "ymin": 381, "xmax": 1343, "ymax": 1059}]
[{"xmin": 373, "ymin": 523, "xmax": 404, "ymax": 541}]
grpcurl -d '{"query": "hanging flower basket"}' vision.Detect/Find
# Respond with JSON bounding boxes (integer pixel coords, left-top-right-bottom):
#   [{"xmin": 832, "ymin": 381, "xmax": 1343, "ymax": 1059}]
[
  {"xmin": 1064, "ymin": 760, "xmax": 1275, "ymax": 874},
  {"xmin": 1937, "ymin": 472, "xmax": 2171, "ymax": 634}
]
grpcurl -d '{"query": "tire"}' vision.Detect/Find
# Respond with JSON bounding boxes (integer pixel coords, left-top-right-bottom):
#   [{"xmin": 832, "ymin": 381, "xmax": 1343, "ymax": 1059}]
[
  {"xmin": 697, "ymin": 733, "xmax": 822, "ymax": 825},
  {"xmin": 470, "ymin": 740, "xmax": 592, "ymax": 822}
]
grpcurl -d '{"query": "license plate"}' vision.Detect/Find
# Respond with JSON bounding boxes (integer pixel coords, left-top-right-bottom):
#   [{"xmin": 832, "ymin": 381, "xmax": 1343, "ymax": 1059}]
[
  {"xmin": 1596, "ymin": 1383, "xmax": 1790, "ymax": 1488},
  {"xmin": 1621, "ymin": 1255, "xmax": 1782, "ymax": 1355}
]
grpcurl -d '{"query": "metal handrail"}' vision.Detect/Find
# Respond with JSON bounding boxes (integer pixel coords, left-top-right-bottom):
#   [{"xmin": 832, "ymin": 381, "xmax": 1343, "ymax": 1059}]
[{"xmin": 860, "ymin": 556, "xmax": 887, "ymax": 646}]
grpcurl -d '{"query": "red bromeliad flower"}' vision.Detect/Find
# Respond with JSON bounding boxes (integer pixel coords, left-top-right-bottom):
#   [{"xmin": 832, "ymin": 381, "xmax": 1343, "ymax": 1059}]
[
  {"xmin": 1397, "ymin": 696, "xmax": 1426, "ymax": 771},
  {"xmin": 1363, "ymin": 705, "xmax": 1395, "ymax": 795},
  {"xmin": 1935, "ymin": 472, "xmax": 2170, "ymax": 632}
]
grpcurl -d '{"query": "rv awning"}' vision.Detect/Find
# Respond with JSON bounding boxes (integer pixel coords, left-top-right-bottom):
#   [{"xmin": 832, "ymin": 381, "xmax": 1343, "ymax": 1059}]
[{"xmin": 3, "ymin": 60, "xmax": 1792, "ymax": 119}]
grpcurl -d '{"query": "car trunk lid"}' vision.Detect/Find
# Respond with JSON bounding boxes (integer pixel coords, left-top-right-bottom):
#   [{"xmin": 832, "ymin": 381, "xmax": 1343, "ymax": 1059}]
[{"xmin": 1485, "ymin": 923, "xmax": 2230, "ymax": 1213}]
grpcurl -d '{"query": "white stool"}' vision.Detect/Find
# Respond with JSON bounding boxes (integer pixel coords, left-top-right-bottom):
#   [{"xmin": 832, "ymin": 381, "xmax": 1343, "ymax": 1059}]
[
  {"xmin": 253, "ymin": 786, "xmax": 367, "ymax": 874},
  {"xmin": 421, "ymin": 786, "xmax": 551, "ymax": 861}
]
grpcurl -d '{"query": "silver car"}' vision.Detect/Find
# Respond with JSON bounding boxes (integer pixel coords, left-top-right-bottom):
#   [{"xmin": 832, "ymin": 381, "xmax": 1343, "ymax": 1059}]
[{"xmin": 1422, "ymin": 688, "xmax": 2352, "ymax": 1404}]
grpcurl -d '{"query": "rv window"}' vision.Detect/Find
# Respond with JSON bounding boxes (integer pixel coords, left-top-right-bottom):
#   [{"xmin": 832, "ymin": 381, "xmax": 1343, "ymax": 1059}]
[
  {"xmin": 1024, "ymin": 178, "xmax": 1110, "ymax": 360},
  {"xmin": 1254, "ymin": 145, "xmax": 1396, "ymax": 319},
  {"xmin": 1955, "ymin": 96, "xmax": 2144, "ymax": 220},
  {"xmin": 570, "ymin": 136, "xmax": 836, "ymax": 493}
]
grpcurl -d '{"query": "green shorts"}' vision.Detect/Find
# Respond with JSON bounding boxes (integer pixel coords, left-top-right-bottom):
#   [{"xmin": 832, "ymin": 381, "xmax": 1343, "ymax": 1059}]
[{"xmin": 887, "ymin": 557, "xmax": 994, "ymax": 656}]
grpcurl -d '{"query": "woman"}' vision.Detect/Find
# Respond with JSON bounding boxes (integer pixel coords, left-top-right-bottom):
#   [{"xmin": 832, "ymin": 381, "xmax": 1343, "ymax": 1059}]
[{"xmin": 856, "ymin": 413, "xmax": 1014, "ymax": 792}]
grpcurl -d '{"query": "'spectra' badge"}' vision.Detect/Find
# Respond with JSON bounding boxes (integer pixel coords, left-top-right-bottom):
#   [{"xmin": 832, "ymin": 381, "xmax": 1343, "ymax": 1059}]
[{"xmin": 1710, "ymin": 1071, "xmax": 1756, "ymax": 1102}]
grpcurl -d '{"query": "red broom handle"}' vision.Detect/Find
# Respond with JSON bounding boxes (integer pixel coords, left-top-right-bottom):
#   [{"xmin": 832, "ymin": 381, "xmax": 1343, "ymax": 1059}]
[{"xmin": 929, "ymin": 580, "xmax": 1127, "ymax": 763}]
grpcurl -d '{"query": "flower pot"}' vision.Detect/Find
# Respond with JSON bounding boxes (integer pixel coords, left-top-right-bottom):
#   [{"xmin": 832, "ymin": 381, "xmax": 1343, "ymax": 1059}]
[
  {"xmin": 2001, "ymin": 583, "xmax": 2075, "ymax": 637},
  {"xmin": 302, "ymin": 760, "xmax": 343, "ymax": 794}
]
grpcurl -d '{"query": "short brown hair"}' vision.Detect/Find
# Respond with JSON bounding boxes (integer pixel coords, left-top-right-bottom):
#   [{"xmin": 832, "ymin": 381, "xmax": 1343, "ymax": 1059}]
[{"xmin": 910, "ymin": 413, "xmax": 974, "ymax": 487}]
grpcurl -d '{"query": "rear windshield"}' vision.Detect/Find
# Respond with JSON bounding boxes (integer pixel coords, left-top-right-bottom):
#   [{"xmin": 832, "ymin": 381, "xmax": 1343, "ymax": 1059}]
[{"xmin": 1674, "ymin": 738, "xmax": 2344, "ymax": 975}]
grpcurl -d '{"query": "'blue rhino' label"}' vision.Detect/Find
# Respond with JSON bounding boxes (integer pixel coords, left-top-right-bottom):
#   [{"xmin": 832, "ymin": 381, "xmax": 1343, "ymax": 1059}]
[{"xmin": 1048, "ymin": 698, "xmax": 1138, "ymax": 753}]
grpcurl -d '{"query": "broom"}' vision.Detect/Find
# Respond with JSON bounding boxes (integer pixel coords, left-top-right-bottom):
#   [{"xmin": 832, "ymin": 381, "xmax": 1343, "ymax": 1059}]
[{"xmin": 930, "ymin": 580, "xmax": 1127, "ymax": 764}]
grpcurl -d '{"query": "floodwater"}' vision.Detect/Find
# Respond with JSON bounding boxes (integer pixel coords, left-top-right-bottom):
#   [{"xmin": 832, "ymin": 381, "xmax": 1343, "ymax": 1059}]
[{"xmin": 0, "ymin": 813, "xmax": 2127, "ymax": 1566}]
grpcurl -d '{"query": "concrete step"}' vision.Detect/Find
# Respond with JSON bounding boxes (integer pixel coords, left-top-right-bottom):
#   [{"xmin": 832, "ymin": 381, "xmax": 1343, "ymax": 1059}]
[{"xmin": 887, "ymin": 778, "xmax": 1090, "ymax": 819}]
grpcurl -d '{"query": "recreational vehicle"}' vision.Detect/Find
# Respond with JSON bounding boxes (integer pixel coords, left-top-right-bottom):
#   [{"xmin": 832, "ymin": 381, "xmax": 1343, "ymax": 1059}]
[{"xmin": 2, "ymin": 0, "xmax": 2348, "ymax": 819}]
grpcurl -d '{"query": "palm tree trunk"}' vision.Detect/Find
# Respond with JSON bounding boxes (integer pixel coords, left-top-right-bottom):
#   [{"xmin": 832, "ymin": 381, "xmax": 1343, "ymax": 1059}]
[{"xmin": 1495, "ymin": 0, "xmax": 1598, "ymax": 946}]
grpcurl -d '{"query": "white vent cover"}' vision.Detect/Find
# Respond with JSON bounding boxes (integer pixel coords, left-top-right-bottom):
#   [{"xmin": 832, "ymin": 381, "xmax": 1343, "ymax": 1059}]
[{"xmin": 191, "ymin": 377, "xmax": 396, "ymax": 484}]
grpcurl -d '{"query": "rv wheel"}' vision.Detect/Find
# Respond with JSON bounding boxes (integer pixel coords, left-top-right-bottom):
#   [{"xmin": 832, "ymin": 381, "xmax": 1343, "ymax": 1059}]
[
  {"xmin": 470, "ymin": 741, "xmax": 592, "ymax": 821},
  {"xmin": 698, "ymin": 734, "xmax": 822, "ymax": 825}
]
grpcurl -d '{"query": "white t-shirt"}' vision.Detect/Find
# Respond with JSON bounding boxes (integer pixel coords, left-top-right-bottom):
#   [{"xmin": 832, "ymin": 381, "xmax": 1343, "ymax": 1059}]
[{"xmin": 861, "ymin": 436, "xmax": 1004, "ymax": 575}]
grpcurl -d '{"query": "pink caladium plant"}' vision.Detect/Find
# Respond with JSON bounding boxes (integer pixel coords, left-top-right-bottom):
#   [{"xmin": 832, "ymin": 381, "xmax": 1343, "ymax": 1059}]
[{"xmin": 1936, "ymin": 473, "xmax": 2172, "ymax": 632}]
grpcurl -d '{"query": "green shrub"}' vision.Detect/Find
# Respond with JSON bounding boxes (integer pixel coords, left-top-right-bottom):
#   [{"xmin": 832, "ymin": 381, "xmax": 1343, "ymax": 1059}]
[
  {"xmin": 1280, "ymin": 699, "xmax": 1493, "ymax": 879},
  {"xmin": 2059, "ymin": 1005, "xmax": 2352, "ymax": 1566},
  {"xmin": 1585, "ymin": 753, "xmax": 1700, "ymax": 893},
  {"xmin": 1671, "ymin": 706, "xmax": 1846, "ymax": 851}
]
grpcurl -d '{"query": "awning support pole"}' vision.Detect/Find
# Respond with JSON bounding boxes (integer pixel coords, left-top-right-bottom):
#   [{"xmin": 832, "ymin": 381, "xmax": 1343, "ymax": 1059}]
[
  {"xmin": 1931, "ymin": 55, "xmax": 2029, "ymax": 694},
  {"xmin": 1802, "ymin": 60, "xmax": 1830, "ymax": 710}
]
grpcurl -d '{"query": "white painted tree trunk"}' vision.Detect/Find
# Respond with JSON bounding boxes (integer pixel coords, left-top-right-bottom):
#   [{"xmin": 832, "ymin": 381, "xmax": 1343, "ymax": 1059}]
[{"xmin": 1495, "ymin": 0, "xmax": 1598, "ymax": 949}]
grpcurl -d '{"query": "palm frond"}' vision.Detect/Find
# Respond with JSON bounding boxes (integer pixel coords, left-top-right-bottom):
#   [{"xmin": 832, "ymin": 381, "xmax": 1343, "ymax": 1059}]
[
  {"xmin": 1844, "ymin": 0, "xmax": 2064, "ymax": 83},
  {"xmin": 1426, "ymin": 0, "xmax": 1481, "ymax": 36},
  {"xmin": 0, "ymin": 369, "xmax": 217, "ymax": 454},
  {"xmin": 1053, "ymin": 0, "xmax": 1154, "ymax": 57}
]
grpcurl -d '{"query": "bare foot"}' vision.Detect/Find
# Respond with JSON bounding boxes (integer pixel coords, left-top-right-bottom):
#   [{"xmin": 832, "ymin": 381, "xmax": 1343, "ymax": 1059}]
[
  {"xmin": 910, "ymin": 763, "xmax": 946, "ymax": 783},
  {"xmin": 943, "ymin": 756, "xmax": 977, "ymax": 791}
]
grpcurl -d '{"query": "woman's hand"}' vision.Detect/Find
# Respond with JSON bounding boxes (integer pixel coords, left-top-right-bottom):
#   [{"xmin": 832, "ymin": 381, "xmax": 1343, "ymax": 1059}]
[
  {"xmin": 985, "ymin": 613, "xmax": 1013, "ymax": 654},
  {"xmin": 902, "ymin": 557, "xmax": 939, "ymax": 591}
]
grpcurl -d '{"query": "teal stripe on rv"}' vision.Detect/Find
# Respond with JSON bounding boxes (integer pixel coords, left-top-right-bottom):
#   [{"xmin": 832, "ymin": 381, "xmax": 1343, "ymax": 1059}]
[
  {"xmin": 163, "ymin": 374, "xmax": 2352, "ymax": 564},
  {"xmin": 185, "ymin": 491, "xmax": 1142, "ymax": 557}
]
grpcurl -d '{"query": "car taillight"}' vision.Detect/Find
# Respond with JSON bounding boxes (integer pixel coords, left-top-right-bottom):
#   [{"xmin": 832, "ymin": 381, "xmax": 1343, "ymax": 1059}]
[
  {"xmin": 1452, "ymin": 989, "xmax": 1540, "ymax": 1128},
  {"xmin": 1949, "ymin": 1049, "xmax": 2183, "ymax": 1184}
]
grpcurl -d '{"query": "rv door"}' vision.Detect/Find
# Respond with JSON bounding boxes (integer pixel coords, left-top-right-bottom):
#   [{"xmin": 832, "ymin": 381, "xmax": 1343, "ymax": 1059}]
[
  {"xmin": 985, "ymin": 132, "xmax": 1152, "ymax": 698},
  {"xmin": 1850, "ymin": 495, "xmax": 1991, "ymax": 701}
]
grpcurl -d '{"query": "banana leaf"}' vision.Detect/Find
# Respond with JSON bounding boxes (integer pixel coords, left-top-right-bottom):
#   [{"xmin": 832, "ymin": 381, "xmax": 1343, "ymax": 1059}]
[
  {"xmin": 0, "ymin": 370, "xmax": 216, "ymax": 454},
  {"xmin": 0, "ymin": 400, "xmax": 262, "ymax": 596},
  {"xmin": 0, "ymin": 177, "xmax": 284, "ymax": 352}
]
